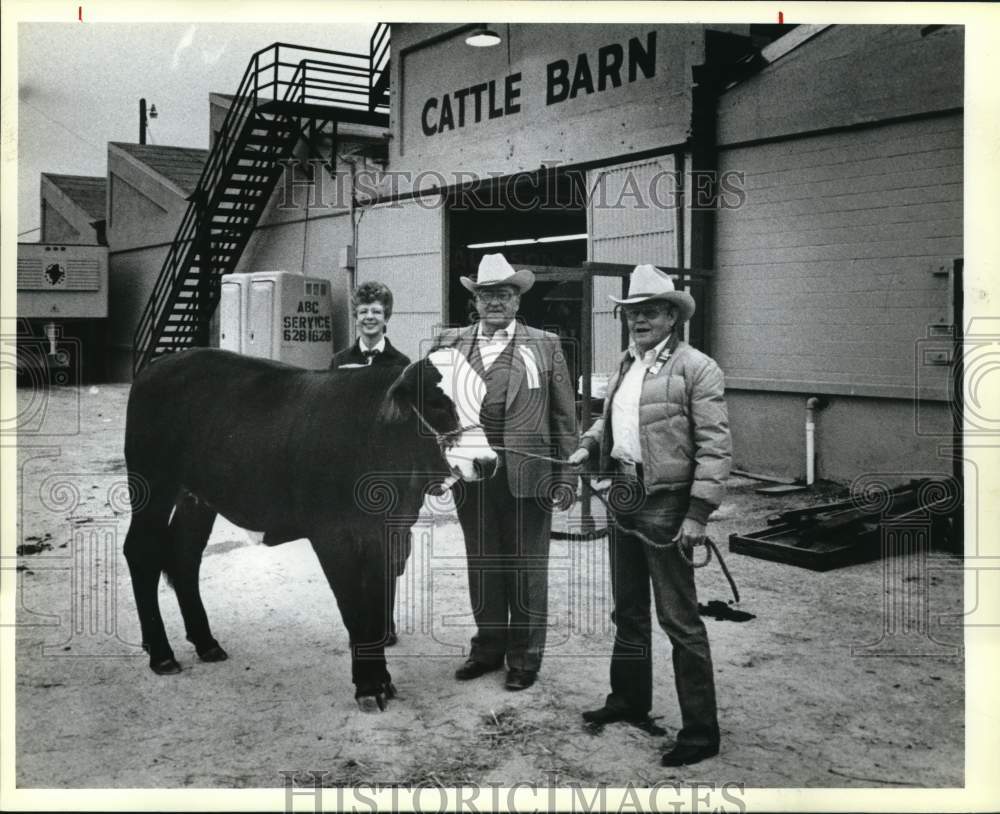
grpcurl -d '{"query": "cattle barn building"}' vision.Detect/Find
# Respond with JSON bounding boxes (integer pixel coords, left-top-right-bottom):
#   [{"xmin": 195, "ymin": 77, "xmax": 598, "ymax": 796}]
[{"xmin": 28, "ymin": 23, "xmax": 963, "ymax": 486}]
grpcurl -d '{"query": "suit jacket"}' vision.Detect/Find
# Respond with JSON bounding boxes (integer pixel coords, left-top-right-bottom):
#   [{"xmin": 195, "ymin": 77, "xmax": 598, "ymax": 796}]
[
  {"xmin": 330, "ymin": 337, "xmax": 411, "ymax": 370},
  {"xmin": 435, "ymin": 322, "xmax": 578, "ymax": 498}
]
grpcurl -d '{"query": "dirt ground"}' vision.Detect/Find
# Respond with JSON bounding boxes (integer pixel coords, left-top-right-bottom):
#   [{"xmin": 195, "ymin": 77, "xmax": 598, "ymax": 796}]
[{"xmin": 11, "ymin": 383, "xmax": 964, "ymax": 789}]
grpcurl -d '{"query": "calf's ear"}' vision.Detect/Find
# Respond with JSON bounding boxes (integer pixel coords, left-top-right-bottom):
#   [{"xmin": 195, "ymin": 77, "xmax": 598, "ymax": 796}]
[{"xmin": 377, "ymin": 366, "xmax": 413, "ymax": 425}]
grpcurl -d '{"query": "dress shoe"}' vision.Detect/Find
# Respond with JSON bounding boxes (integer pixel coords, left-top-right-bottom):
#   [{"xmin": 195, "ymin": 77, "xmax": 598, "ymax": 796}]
[
  {"xmin": 454, "ymin": 659, "xmax": 502, "ymax": 681},
  {"xmin": 660, "ymin": 742, "xmax": 719, "ymax": 767},
  {"xmin": 582, "ymin": 705, "xmax": 647, "ymax": 725},
  {"xmin": 504, "ymin": 668, "xmax": 537, "ymax": 691}
]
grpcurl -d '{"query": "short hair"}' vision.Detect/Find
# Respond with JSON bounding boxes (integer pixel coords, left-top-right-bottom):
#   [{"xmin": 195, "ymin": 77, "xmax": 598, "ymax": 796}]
[{"xmin": 351, "ymin": 281, "xmax": 393, "ymax": 320}]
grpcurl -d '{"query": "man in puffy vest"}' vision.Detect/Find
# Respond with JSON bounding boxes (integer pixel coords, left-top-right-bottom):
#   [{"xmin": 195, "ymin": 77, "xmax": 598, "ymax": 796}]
[{"xmin": 569, "ymin": 264, "xmax": 732, "ymax": 767}]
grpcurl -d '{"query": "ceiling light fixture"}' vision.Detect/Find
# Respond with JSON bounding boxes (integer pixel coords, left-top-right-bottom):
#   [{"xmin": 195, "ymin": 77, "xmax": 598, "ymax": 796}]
[{"xmin": 465, "ymin": 25, "xmax": 502, "ymax": 48}]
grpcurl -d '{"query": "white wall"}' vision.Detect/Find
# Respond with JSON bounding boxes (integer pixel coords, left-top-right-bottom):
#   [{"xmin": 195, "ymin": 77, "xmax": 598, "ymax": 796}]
[
  {"xmin": 587, "ymin": 156, "xmax": 679, "ymax": 376},
  {"xmin": 355, "ymin": 197, "xmax": 445, "ymax": 360},
  {"xmin": 390, "ymin": 23, "xmax": 703, "ymax": 193}
]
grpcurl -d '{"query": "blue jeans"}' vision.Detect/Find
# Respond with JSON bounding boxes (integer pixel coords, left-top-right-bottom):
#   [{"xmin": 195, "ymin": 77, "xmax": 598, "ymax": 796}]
[{"xmin": 605, "ymin": 488, "xmax": 720, "ymax": 748}]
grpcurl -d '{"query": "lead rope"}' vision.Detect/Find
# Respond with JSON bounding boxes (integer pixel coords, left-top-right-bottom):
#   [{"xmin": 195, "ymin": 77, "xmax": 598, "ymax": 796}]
[{"xmin": 488, "ymin": 445, "xmax": 741, "ymax": 605}]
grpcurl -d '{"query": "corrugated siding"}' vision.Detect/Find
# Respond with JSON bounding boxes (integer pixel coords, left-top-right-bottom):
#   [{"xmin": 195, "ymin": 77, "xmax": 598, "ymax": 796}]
[
  {"xmin": 356, "ymin": 197, "xmax": 444, "ymax": 360},
  {"xmin": 588, "ymin": 158, "xmax": 676, "ymax": 376},
  {"xmin": 714, "ymin": 115, "xmax": 962, "ymax": 397}
]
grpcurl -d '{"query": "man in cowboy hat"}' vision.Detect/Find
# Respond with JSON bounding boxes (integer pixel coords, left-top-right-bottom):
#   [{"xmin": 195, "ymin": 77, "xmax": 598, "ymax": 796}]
[
  {"xmin": 435, "ymin": 253, "xmax": 577, "ymax": 691},
  {"xmin": 568, "ymin": 264, "xmax": 732, "ymax": 767}
]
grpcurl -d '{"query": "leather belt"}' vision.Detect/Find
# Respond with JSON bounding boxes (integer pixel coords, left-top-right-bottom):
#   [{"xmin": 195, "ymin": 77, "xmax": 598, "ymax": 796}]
[{"xmin": 614, "ymin": 459, "xmax": 644, "ymax": 481}]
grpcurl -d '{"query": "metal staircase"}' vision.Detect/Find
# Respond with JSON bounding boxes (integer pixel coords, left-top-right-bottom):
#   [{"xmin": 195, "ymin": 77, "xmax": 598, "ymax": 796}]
[{"xmin": 132, "ymin": 37, "xmax": 390, "ymax": 375}]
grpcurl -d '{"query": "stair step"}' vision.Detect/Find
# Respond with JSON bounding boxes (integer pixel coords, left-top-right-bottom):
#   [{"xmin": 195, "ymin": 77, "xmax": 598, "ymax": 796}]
[
  {"xmin": 257, "ymin": 99, "xmax": 390, "ymax": 129},
  {"xmin": 209, "ymin": 223, "xmax": 254, "ymax": 232},
  {"xmin": 250, "ymin": 122, "xmax": 293, "ymax": 134},
  {"xmin": 228, "ymin": 179, "xmax": 273, "ymax": 190},
  {"xmin": 217, "ymin": 192, "xmax": 270, "ymax": 203},
  {"xmin": 243, "ymin": 133, "xmax": 293, "ymax": 146}
]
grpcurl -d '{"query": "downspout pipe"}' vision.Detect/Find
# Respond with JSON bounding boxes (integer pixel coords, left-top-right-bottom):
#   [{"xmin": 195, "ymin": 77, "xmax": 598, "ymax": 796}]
[{"xmin": 805, "ymin": 396, "xmax": 828, "ymax": 486}]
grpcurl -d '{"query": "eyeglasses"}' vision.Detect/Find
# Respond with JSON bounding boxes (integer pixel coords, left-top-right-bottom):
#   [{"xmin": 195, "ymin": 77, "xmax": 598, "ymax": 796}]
[
  {"xmin": 475, "ymin": 289, "xmax": 516, "ymax": 303},
  {"xmin": 357, "ymin": 305, "xmax": 386, "ymax": 317},
  {"xmin": 624, "ymin": 305, "xmax": 669, "ymax": 321}
]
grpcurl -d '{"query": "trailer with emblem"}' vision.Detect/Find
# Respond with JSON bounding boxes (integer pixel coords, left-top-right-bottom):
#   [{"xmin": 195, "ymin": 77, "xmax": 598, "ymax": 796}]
[{"xmin": 16, "ymin": 241, "xmax": 109, "ymax": 383}]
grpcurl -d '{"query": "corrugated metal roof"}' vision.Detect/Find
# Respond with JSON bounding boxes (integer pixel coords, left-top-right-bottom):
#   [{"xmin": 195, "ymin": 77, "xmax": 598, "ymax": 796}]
[
  {"xmin": 43, "ymin": 174, "xmax": 107, "ymax": 221},
  {"xmin": 111, "ymin": 143, "xmax": 210, "ymax": 195}
]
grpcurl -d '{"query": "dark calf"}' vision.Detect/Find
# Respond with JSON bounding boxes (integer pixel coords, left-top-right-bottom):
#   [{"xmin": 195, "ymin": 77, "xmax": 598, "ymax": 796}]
[{"xmin": 122, "ymin": 347, "xmax": 494, "ymax": 710}]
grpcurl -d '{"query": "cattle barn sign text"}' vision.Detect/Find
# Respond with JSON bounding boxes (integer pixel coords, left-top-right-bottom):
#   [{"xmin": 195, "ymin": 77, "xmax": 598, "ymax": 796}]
[{"xmin": 420, "ymin": 31, "xmax": 657, "ymax": 137}]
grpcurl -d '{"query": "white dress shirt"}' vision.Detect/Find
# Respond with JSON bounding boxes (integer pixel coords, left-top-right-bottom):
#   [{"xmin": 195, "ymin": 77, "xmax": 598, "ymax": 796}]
[
  {"xmin": 476, "ymin": 320, "xmax": 516, "ymax": 371},
  {"xmin": 359, "ymin": 335, "xmax": 386, "ymax": 364},
  {"xmin": 610, "ymin": 335, "xmax": 672, "ymax": 463}
]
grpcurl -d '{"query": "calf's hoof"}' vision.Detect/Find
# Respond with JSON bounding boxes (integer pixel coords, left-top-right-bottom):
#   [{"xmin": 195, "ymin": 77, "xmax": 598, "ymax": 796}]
[
  {"xmin": 197, "ymin": 643, "xmax": 229, "ymax": 663},
  {"xmin": 355, "ymin": 681, "xmax": 397, "ymax": 713},
  {"xmin": 150, "ymin": 656, "xmax": 182, "ymax": 675}
]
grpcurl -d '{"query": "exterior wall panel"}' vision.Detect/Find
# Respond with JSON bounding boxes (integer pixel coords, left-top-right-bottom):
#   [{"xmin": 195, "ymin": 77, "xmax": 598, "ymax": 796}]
[
  {"xmin": 588, "ymin": 158, "xmax": 677, "ymax": 376},
  {"xmin": 714, "ymin": 115, "xmax": 962, "ymax": 400},
  {"xmin": 356, "ymin": 197, "xmax": 445, "ymax": 360},
  {"xmin": 728, "ymin": 390, "xmax": 954, "ymax": 483},
  {"xmin": 107, "ymin": 245, "xmax": 169, "ymax": 380},
  {"xmin": 717, "ymin": 25, "xmax": 962, "ymax": 145},
  {"xmin": 390, "ymin": 24, "xmax": 704, "ymax": 193},
  {"xmin": 40, "ymin": 203, "xmax": 82, "ymax": 244}
]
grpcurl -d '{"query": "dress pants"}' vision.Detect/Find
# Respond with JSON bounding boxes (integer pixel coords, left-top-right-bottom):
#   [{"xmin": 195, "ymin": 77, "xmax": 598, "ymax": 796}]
[
  {"xmin": 605, "ymin": 487, "xmax": 720, "ymax": 749},
  {"xmin": 456, "ymin": 473, "xmax": 552, "ymax": 672}
]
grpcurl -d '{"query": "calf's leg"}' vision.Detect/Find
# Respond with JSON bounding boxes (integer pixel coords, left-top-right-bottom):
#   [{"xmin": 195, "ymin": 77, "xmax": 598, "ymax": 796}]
[
  {"xmin": 164, "ymin": 493, "xmax": 227, "ymax": 662},
  {"xmin": 310, "ymin": 533, "xmax": 395, "ymax": 711},
  {"xmin": 123, "ymin": 483, "xmax": 179, "ymax": 674}
]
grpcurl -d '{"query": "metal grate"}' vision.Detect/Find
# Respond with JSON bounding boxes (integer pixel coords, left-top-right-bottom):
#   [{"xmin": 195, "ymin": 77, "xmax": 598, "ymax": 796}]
[{"xmin": 17, "ymin": 257, "xmax": 101, "ymax": 291}]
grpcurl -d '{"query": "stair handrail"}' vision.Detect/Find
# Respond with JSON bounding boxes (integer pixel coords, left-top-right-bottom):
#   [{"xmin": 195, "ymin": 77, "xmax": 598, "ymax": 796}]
[
  {"xmin": 133, "ymin": 42, "xmax": 384, "ymax": 374},
  {"xmin": 133, "ymin": 45, "xmax": 274, "ymax": 371},
  {"xmin": 369, "ymin": 23, "xmax": 390, "ymax": 110}
]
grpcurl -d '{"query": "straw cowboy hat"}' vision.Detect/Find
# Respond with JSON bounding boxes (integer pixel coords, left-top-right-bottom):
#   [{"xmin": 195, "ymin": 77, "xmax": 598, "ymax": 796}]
[
  {"xmin": 609, "ymin": 264, "xmax": 696, "ymax": 322},
  {"xmin": 460, "ymin": 253, "xmax": 535, "ymax": 294}
]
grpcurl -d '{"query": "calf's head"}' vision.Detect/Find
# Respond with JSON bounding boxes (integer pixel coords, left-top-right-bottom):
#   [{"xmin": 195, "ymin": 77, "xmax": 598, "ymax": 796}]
[{"xmin": 381, "ymin": 348, "xmax": 497, "ymax": 481}]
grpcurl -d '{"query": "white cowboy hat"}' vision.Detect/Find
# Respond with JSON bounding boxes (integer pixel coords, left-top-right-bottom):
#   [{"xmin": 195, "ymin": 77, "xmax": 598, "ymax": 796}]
[
  {"xmin": 609, "ymin": 264, "xmax": 696, "ymax": 322},
  {"xmin": 460, "ymin": 253, "xmax": 535, "ymax": 294}
]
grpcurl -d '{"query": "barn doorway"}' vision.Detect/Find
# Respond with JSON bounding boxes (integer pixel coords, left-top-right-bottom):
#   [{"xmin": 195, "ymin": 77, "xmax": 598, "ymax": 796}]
[
  {"xmin": 445, "ymin": 168, "xmax": 587, "ymax": 328},
  {"xmin": 444, "ymin": 168, "xmax": 712, "ymax": 410},
  {"xmin": 445, "ymin": 168, "xmax": 590, "ymax": 393}
]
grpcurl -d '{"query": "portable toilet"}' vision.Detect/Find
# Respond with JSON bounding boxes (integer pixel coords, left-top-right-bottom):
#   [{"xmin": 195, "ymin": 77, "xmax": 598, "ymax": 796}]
[{"xmin": 219, "ymin": 270, "xmax": 334, "ymax": 369}]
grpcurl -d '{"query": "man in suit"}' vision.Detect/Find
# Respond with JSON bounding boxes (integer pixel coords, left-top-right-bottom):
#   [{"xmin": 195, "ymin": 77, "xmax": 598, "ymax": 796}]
[
  {"xmin": 435, "ymin": 254, "xmax": 577, "ymax": 691},
  {"xmin": 330, "ymin": 281, "xmax": 411, "ymax": 369},
  {"xmin": 331, "ymin": 281, "xmax": 411, "ymax": 646}
]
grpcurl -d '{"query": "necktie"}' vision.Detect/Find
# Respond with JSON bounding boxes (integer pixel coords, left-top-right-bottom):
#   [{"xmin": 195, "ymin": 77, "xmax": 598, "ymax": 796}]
[{"xmin": 363, "ymin": 349, "xmax": 380, "ymax": 365}]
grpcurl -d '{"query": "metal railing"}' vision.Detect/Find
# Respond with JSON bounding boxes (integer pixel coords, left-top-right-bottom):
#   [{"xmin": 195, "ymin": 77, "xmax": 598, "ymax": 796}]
[
  {"xmin": 132, "ymin": 42, "xmax": 388, "ymax": 374},
  {"xmin": 369, "ymin": 23, "xmax": 390, "ymax": 111}
]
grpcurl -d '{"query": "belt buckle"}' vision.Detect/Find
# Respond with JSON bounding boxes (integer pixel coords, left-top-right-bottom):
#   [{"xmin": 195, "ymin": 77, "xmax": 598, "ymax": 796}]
[{"xmin": 616, "ymin": 459, "xmax": 638, "ymax": 480}]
